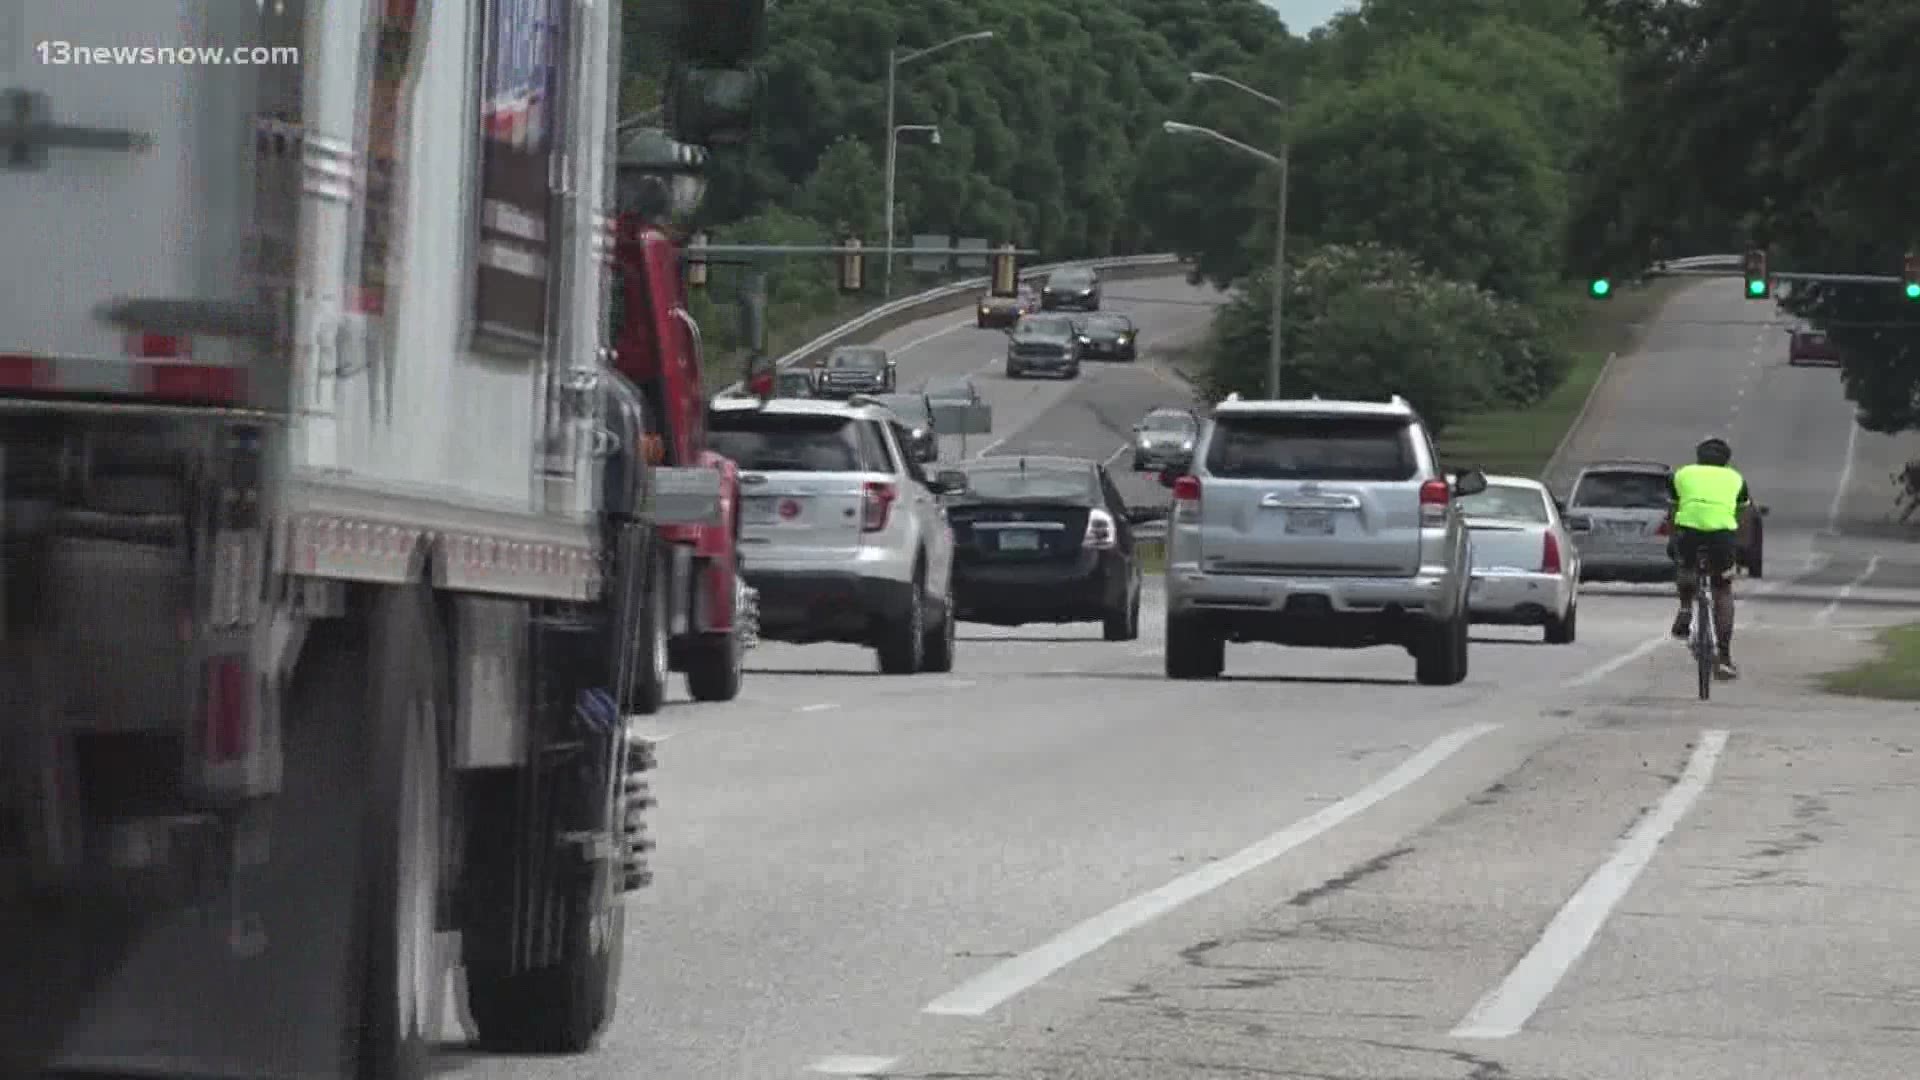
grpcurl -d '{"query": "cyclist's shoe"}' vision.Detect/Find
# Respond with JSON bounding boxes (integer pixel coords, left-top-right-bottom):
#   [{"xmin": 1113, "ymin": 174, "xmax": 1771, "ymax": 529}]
[
  {"xmin": 1715, "ymin": 651, "xmax": 1739, "ymax": 680},
  {"xmin": 1670, "ymin": 609, "xmax": 1692, "ymax": 640}
]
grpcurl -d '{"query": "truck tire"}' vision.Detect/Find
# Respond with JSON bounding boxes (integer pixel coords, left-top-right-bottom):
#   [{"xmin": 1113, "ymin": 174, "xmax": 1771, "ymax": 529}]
[
  {"xmin": 627, "ymin": 553, "xmax": 670, "ymax": 715},
  {"xmin": 683, "ymin": 628, "xmax": 743, "ymax": 702},
  {"xmin": 462, "ymin": 707, "xmax": 624, "ymax": 1051},
  {"xmin": 358, "ymin": 584, "xmax": 454, "ymax": 1080}
]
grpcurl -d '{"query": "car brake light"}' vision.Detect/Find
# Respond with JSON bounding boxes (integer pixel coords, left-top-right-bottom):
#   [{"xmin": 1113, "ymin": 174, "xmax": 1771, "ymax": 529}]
[
  {"xmin": 1419, "ymin": 478, "xmax": 1450, "ymax": 524},
  {"xmin": 1655, "ymin": 519, "xmax": 1671, "ymax": 536},
  {"xmin": 1172, "ymin": 475, "xmax": 1201, "ymax": 502},
  {"xmin": 1084, "ymin": 508, "xmax": 1116, "ymax": 549},
  {"xmin": 861, "ymin": 481, "xmax": 896, "ymax": 532},
  {"xmin": 1542, "ymin": 530, "xmax": 1561, "ymax": 574}
]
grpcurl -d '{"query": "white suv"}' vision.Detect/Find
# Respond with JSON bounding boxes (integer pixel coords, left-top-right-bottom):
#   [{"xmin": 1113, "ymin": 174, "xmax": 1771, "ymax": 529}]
[
  {"xmin": 709, "ymin": 397, "xmax": 960, "ymax": 674},
  {"xmin": 1157, "ymin": 395, "xmax": 1486, "ymax": 684}
]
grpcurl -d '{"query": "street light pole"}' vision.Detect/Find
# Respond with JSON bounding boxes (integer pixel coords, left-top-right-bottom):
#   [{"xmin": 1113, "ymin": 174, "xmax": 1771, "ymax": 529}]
[
  {"xmin": 882, "ymin": 30, "xmax": 994, "ymax": 299},
  {"xmin": 1186, "ymin": 72, "xmax": 1290, "ymax": 398},
  {"xmin": 1161, "ymin": 119, "xmax": 1289, "ymax": 398}
]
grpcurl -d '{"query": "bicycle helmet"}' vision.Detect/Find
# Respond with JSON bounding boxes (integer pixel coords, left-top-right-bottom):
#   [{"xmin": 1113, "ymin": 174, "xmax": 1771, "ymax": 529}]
[{"xmin": 1695, "ymin": 436, "xmax": 1732, "ymax": 466}]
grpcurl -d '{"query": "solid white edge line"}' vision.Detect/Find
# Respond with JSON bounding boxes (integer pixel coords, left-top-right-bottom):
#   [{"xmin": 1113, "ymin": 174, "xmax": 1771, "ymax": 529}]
[
  {"xmin": 894, "ymin": 320, "xmax": 972, "ymax": 358},
  {"xmin": 921, "ymin": 722, "xmax": 1500, "ymax": 1018},
  {"xmin": 1815, "ymin": 554, "xmax": 1882, "ymax": 626},
  {"xmin": 1826, "ymin": 418, "xmax": 1861, "ymax": 533},
  {"xmin": 807, "ymin": 1055, "xmax": 900, "ymax": 1075},
  {"xmin": 1450, "ymin": 729, "xmax": 1728, "ymax": 1040}
]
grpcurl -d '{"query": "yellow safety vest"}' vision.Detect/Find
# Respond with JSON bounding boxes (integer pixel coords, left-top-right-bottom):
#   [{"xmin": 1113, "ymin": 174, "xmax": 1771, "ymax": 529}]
[{"xmin": 1672, "ymin": 463, "xmax": 1744, "ymax": 532}]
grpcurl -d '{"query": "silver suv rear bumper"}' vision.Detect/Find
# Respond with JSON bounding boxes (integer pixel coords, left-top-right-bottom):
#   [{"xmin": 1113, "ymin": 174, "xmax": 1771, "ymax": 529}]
[{"xmin": 1166, "ymin": 567, "xmax": 1459, "ymax": 619}]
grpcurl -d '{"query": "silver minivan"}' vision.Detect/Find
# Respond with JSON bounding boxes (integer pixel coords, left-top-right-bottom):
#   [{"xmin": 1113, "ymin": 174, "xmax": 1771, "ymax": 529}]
[{"xmin": 1563, "ymin": 460, "xmax": 1674, "ymax": 581}]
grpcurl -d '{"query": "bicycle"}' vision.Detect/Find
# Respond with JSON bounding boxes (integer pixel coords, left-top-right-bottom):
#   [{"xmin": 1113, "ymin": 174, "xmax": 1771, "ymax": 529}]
[{"xmin": 1688, "ymin": 545, "xmax": 1718, "ymax": 700}]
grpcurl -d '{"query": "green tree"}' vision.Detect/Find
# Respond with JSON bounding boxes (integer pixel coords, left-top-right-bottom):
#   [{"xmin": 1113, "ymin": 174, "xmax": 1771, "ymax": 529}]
[
  {"xmin": 1201, "ymin": 245, "xmax": 1565, "ymax": 432},
  {"xmin": 1575, "ymin": 0, "xmax": 1920, "ymax": 431}
]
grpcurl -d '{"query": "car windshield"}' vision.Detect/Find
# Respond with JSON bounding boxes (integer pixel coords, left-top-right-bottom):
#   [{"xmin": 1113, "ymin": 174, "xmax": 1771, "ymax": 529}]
[
  {"xmin": 1204, "ymin": 416, "xmax": 1417, "ymax": 481},
  {"xmin": 1458, "ymin": 484, "xmax": 1551, "ymax": 523},
  {"xmin": 1048, "ymin": 270, "xmax": 1093, "ymax": 287},
  {"xmin": 708, "ymin": 412, "xmax": 863, "ymax": 472},
  {"xmin": 1141, "ymin": 412, "xmax": 1195, "ymax": 433},
  {"xmin": 1014, "ymin": 317, "xmax": 1073, "ymax": 339},
  {"xmin": 873, "ymin": 394, "xmax": 932, "ymax": 425},
  {"xmin": 961, "ymin": 464, "xmax": 1097, "ymax": 501},
  {"xmin": 924, "ymin": 376, "xmax": 975, "ymax": 401},
  {"xmin": 828, "ymin": 349, "xmax": 885, "ymax": 370},
  {"xmin": 1571, "ymin": 470, "xmax": 1671, "ymax": 509},
  {"xmin": 1083, "ymin": 314, "xmax": 1131, "ymax": 333}
]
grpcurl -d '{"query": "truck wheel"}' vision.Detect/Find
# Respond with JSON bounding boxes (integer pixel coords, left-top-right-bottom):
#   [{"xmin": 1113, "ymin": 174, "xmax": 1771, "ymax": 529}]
[
  {"xmin": 683, "ymin": 628, "xmax": 743, "ymax": 702},
  {"xmin": 876, "ymin": 573, "xmax": 926, "ymax": 675},
  {"xmin": 358, "ymin": 584, "xmax": 453, "ymax": 1080},
  {"xmin": 461, "ymin": 761, "xmax": 623, "ymax": 1051},
  {"xmin": 627, "ymin": 553, "xmax": 670, "ymax": 715},
  {"xmin": 921, "ymin": 586, "xmax": 957, "ymax": 673},
  {"xmin": 1164, "ymin": 613, "xmax": 1224, "ymax": 678}
]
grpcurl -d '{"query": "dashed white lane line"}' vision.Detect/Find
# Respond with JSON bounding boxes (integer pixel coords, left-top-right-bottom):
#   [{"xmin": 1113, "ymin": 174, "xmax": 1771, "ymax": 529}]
[
  {"xmin": 1451, "ymin": 729, "xmax": 1729, "ymax": 1040},
  {"xmin": 1563, "ymin": 633, "xmax": 1667, "ymax": 688},
  {"xmin": 1103, "ymin": 441, "xmax": 1131, "ymax": 466},
  {"xmin": 893, "ymin": 320, "xmax": 970, "ymax": 356},
  {"xmin": 796, "ymin": 702, "xmax": 840, "ymax": 713},
  {"xmin": 922, "ymin": 722, "xmax": 1500, "ymax": 1018},
  {"xmin": 1826, "ymin": 417, "xmax": 1861, "ymax": 533},
  {"xmin": 1815, "ymin": 554, "xmax": 1882, "ymax": 626},
  {"xmin": 807, "ymin": 1055, "xmax": 899, "ymax": 1076}
]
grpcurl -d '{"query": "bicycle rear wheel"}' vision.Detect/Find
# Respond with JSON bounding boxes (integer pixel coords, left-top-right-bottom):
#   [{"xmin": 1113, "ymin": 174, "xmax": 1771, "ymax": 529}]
[{"xmin": 1693, "ymin": 554, "xmax": 1714, "ymax": 700}]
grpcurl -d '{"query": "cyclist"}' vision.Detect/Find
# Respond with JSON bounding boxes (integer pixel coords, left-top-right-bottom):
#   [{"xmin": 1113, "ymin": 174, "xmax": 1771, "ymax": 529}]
[{"xmin": 1667, "ymin": 436, "xmax": 1752, "ymax": 679}]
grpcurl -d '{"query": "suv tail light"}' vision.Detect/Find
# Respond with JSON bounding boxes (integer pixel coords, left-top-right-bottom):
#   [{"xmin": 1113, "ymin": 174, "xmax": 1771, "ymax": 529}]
[
  {"xmin": 1419, "ymin": 478, "xmax": 1449, "ymax": 525},
  {"xmin": 1084, "ymin": 508, "xmax": 1116, "ymax": 549},
  {"xmin": 861, "ymin": 481, "xmax": 896, "ymax": 532},
  {"xmin": 1171, "ymin": 475, "xmax": 1201, "ymax": 520},
  {"xmin": 1655, "ymin": 518, "xmax": 1671, "ymax": 536},
  {"xmin": 1541, "ymin": 530, "xmax": 1562, "ymax": 574}
]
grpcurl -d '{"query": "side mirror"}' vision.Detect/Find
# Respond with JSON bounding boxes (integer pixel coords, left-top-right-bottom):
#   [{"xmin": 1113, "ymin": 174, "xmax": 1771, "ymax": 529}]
[
  {"xmin": 1553, "ymin": 498, "xmax": 1567, "ymax": 515},
  {"xmin": 1157, "ymin": 467, "xmax": 1183, "ymax": 490},
  {"xmin": 1452, "ymin": 468, "xmax": 1488, "ymax": 497},
  {"xmin": 932, "ymin": 469, "xmax": 968, "ymax": 494},
  {"xmin": 1759, "ymin": 505, "xmax": 1772, "ymax": 517},
  {"xmin": 914, "ymin": 439, "xmax": 939, "ymax": 464},
  {"xmin": 666, "ymin": 65, "xmax": 765, "ymax": 147},
  {"xmin": 1125, "ymin": 505, "xmax": 1169, "ymax": 524}
]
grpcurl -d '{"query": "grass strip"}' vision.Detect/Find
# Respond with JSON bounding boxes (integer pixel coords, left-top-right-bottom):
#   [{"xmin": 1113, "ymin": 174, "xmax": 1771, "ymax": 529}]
[{"xmin": 1820, "ymin": 622, "xmax": 1920, "ymax": 700}]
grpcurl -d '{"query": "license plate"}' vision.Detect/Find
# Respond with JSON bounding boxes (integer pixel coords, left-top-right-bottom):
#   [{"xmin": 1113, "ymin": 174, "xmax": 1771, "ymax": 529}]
[
  {"xmin": 998, "ymin": 530, "xmax": 1040, "ymax": 551},
  {"xmin": 743, "ymin": 497, "xmax": 778, "ymax": 524},
  {"xmin": 1603, "ymin": 520, "xmax": 1644, "ymax": 536},
  {"xmin": 1284, "ymin": 509, "xmax": 1335, "ymax": 535}
]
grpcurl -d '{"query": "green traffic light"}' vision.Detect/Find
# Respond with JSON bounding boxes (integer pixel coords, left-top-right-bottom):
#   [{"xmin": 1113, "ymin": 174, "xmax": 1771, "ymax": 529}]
[
  {"xmin": 1906, "ymin": 282, "xmax": 1920, "ymax": 300},
  {"xmin": 1589, "ymin": 278, "xmax": 1611, "ymax": 297},
  {"xmin": 1747, "ymin": 279, "xmax": 1766, "ymax": 296}
]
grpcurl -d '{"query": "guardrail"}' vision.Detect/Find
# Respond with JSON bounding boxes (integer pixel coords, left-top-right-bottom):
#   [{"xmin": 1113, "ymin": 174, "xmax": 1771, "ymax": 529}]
[{"xmin": 718, "ymin": 253, "xmax": 1188, "ymax": 394}]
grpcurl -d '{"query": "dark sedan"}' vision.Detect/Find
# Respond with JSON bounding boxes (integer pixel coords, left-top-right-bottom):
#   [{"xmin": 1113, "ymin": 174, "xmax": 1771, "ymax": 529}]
[
  {"xmin": 868, "ymin": 392, "xmax": 939, "ymax": 463},
  {"xmin": 1072, "ymin": 312, "xmax": 1137, "ymax": 360},
  {"xmin": 1040, "ymin": 267, "xmax": 1101, "ymax": 311},
  {"xmin": 939, "ymin": 455, "xmax": 1166, "ymax": 640}
]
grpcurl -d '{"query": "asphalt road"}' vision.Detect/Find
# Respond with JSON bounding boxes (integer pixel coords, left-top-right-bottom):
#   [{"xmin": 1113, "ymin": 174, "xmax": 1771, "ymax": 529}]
[{"xmin": 39, "ymin": 277, "xmax": 1920, "ymax": 1079}]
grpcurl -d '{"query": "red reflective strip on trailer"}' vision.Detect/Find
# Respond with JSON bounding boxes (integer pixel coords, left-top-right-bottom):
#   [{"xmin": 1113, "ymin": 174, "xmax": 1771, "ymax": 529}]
[
  {"xmin": 0, "ymin": 354, "xmax": 52, "ymax": 390},
  {"xmin": 126, "ymin": 333, "xmax": 190, "ymax": 359},
  {"xmin": 139, "ymin": 363, "xmax": 247, "ymax": 404},
  {"xmin": 203, "ymin": 656, "xmax": 252, "ymax": 763}
]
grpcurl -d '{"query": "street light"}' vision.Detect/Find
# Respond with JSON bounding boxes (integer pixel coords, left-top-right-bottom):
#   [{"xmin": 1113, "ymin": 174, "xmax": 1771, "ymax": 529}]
[
  {"xmin": 1163, "ymin": 118, "xmax": 1290, "ymax": 399},
  {"xmin": 884, "ymin": 30, "xmax": 994, "ymax": 298}
]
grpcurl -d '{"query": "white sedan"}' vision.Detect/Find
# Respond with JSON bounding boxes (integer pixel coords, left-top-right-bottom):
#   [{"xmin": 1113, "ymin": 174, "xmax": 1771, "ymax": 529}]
[{"xmin": 1458, "ymin": 474, "xmax": 1580, "ymax": 644}]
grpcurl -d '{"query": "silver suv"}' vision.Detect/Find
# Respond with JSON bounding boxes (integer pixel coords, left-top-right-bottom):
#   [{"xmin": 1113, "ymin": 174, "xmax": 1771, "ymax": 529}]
[
  {"xmin": 1157, "ymin": 395, "xmax": 1486, "ymax": 684},
  {"xmin": 709, "ymin": 397, "xmax": 961, "ymax": 674}
]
